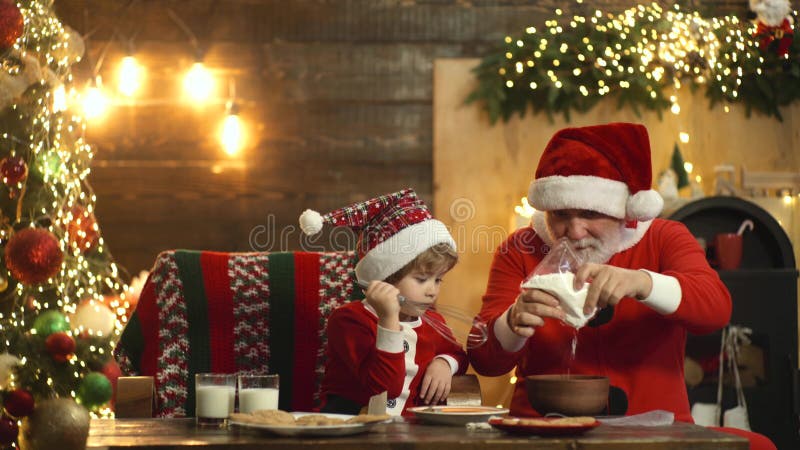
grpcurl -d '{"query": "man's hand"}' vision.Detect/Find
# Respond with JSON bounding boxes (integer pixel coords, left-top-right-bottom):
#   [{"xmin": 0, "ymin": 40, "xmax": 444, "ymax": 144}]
[
  {"xmin": 364, "ymin": 281, "xmax": 402, "ymax": 331},
  {"xmin": 419, "ymin": 358, "xmax": 452, "ymax": 405},
  {"xmin": 506, "ymin": 289, "xmax": 566, "ymax": 338},
  {"xmin": 574, "ymin": 263, "xmax": 653, "ymax": 314}
]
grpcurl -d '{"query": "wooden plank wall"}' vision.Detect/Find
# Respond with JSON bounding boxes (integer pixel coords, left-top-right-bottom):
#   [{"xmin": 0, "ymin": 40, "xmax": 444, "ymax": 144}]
[{"xmin": 53, "ymin": 0, "xmax": 747, "ymax": 274}]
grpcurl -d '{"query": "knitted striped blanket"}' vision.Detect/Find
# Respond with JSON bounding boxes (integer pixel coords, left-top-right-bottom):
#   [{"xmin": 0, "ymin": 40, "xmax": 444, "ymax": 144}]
[{"xmin": 114, "ymin": 250, "xmax": 360, "ymax": 417}]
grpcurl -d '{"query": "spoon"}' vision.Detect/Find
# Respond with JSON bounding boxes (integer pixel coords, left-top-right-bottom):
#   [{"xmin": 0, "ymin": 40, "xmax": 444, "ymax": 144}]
[{"xmin": 356, "ymin": 280, "xmax": 488, "ymax": 349}]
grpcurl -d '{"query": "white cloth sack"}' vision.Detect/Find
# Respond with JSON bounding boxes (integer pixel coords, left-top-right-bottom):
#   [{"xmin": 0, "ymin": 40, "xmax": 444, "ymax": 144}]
[{"xmin": 521, "ymin": 272, "xmax": 594, "ymax": 328}]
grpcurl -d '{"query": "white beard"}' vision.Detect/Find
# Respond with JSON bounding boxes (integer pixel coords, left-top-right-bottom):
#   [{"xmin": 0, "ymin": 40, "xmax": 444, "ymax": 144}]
[{"xmin": 546, "ymin": 224, "xmax": 625, "ymax": 264}]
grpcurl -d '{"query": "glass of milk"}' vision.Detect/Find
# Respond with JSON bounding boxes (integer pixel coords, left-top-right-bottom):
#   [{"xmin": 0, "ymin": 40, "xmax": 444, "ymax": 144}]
[
  {"xmin": 195, "ymin": 373, "xmax": 236, "ymax": 427},
  {"xmin": 237, "ymin": 374, "xmax": 280, "ymax": 413}
]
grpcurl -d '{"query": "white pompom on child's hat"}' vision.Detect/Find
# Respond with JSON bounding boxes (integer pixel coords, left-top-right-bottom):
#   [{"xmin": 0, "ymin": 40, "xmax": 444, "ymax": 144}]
[
  {"xmin": 297, "ymin": 188, "xmax": 456, "ymax": 283},
  {"xmin": 299, "ymin": 209, "xmax": 324, "ymax": 235}
]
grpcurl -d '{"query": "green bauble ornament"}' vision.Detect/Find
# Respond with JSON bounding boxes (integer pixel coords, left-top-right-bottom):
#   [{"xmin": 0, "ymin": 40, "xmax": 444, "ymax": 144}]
[
  {"xmin": 18, "ymin": 398, "xmax": 89, "ymax": 450},
  {"xmin": 76, "ymin": 371, "xmax": 112, "ymax": 409},
  {"xmin": 31, "ymin": 150, "xmax": 62, "ymax": 180},
  {"xmin": 32, "ymin": 310, "xmax": 69, "ymax": 337}
]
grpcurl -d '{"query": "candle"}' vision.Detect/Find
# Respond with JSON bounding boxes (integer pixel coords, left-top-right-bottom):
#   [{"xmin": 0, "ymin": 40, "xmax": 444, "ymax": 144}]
[{"xmin": 239, "ymin": 387, "xmax": 279, "ymax": 413}]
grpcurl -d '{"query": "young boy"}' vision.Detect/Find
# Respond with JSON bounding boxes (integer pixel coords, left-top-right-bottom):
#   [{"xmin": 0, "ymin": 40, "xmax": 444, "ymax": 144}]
[{"xmin": 299, "ymin": 188, "xmax": 468, "ymax": 416}]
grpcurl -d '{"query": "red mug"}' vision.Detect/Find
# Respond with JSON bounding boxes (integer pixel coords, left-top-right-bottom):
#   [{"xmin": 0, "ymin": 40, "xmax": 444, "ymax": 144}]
[{"xmin": 714, "ymin": 233, "xmax": 742, "ymax": 270}]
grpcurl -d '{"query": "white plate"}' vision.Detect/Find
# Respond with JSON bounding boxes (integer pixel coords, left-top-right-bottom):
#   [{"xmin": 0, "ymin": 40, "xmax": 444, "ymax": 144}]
[
  {"xmin": 407, "ymin": 406, "xmax": 509, "ymax": 426},
  {"xmin": 229, "ymin": 412, "xmax": 391, "ymax": 437}
]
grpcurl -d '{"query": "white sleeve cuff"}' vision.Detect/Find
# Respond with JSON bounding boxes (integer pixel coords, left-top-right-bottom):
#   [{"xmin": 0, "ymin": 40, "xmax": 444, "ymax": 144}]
[
  {"xmin": 638, "ymin": 270, "xmax": 682, "ymax": 315},
  {"xmin": 493, "ymin": 308, "xmax": 528, "ymax": 352},
  {"xmin": 376, "ymin": 325, "xmax": 405, "ymax": 353},
  {"xmin": 435, "ymin": 355, "xmax": 459, "ymax": 375}
]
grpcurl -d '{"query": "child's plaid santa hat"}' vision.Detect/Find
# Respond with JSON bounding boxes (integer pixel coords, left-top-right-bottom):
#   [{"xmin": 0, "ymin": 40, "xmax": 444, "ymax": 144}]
[
  {"xmin": 299, "ymin": 188, "xmax": 456, "ymax": 283},
  {"xmin": 528, "ymin": 122, "xmax": 663, "ymax": 223}
]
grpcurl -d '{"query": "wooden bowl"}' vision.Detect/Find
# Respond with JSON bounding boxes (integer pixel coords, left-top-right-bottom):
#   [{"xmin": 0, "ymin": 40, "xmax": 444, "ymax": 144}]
[{"xmin": 525, "ymin": 374, "xmax": 609, "ymax": 416}]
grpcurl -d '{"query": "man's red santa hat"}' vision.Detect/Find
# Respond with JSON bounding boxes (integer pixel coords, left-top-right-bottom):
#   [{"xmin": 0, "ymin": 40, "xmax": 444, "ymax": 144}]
[
  {"xmin": 299, "ymin": 188, "xmax": 456, "ymax": 283},
  {"xmin": 528, "ymin": 122, "xmax": 663, "ymax": 222}
]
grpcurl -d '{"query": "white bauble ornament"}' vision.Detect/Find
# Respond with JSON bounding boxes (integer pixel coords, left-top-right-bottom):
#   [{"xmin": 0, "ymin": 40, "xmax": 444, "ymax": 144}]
[{"xmin": 70, "ymin": 299, "xmax": 116, "ymax": 336}]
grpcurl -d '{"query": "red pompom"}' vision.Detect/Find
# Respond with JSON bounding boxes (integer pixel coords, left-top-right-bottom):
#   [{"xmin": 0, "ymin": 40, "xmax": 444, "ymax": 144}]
[
  {"xmin": 0, "ymin": 416, "xmax": 18, "ymax": 446},
  {"xmin": 3, "ymin": 389, "xmax": 34, "ymax": 418},
  {"xmin": 66, "ymin": 206, "xmax": 99, "ymax": 253},
  {"xmin": 0, "ymin": 156, "xmax": 28, "ymax": 187},
  {"xmin": 0, "ymin": 0, "xmax": 24, "ymax": 50},
  {"xmin": 45, "ymin": 331, "xmax": 75, "ymax": 363},
  {"xmin": 5, "ymin": 228, "xmax": 64, "ymax": 285}
]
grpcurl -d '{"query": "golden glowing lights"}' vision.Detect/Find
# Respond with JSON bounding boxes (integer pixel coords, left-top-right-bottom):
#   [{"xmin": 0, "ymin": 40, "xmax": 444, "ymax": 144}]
[
  {"xmin": 82, "ymin": 78, "xmax": 110, "ymax": 120},
  {"xmin": 484, "ymin": 2, "xmax": 779, "ymax": 122},
  {"xmin": 118, "ymin": 55, "xmax": 143, "ymax": 97},
  {"xmin": 679, "ymin": 132, "xmax": 690, "ymax": 143},
  {"xmin": 514, "ymin": 197, "xmax": 536, "ymax": 218},
  {"xmin": 220, "ymin": 103, "xmax": 244, "ymax": 156},
  {"xmin": 52, "ymin": 84, "xmax": 67, "ymax": 113},
  {"xmin": 183, "ymin": 62, "xmax": 215, "ymax": 102}
]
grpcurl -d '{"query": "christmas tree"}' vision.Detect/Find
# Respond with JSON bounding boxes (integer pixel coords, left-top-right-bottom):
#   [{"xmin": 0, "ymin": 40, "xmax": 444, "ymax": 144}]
[{"xmin": 0, "ymin": 0, "xmax": 129, "ymax": 446}]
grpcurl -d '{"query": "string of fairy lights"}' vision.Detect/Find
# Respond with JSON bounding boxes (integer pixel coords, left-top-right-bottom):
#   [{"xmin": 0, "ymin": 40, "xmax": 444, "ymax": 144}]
[{"xmin": 473, "ymin": 1, "xmax": 797, "ymax": 125}]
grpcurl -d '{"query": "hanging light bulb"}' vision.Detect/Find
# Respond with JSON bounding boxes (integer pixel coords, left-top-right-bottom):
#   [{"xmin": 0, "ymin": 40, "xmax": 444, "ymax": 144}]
[
  {"xmin": 118, "ymin": 55, "xmax": 143, "ymax": 97},
  {"xmin": 221, "ymin": 101, "xmax": 243, "ymax": 156},
  {"xmin": 184, "ymin": 62, "xmax": 214, "ymax": 102},
  {"xmin": 52, "ymin": 84, "xmax": 67, "ymax": 112},
  {"xmin": 82, "ymin": 77, "xmax": 110, "ymax": 120}
]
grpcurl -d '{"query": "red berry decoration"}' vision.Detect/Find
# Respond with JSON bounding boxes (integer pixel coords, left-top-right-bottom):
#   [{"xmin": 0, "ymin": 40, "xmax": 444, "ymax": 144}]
[
  {"xmin": 45, "ymin": 331, "xmax": 75, "ymax": 363},
  {"xmin": 0, "ymin": 0, "xmax": 24, "ymax": 50},
  {"xmin": 3, "ymin": 389, "xmax": 34, "ymax": 418},
  {"xmin": 66, "ymin": 206, "xmax": 99, "ymax": 253},
  {"xmin": 5, "ymin": 228, "xmax": 63, "ymax": 285},
  {"xmin": 0, "ymin": 416, "xmax": 18, "ymax": 446},
  {"xmin": 0, "ymin": 156, "xmax": 28, "ymax": 186}
]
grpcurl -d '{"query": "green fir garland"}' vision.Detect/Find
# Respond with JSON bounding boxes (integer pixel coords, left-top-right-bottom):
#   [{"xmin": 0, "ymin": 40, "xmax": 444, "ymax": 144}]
[{"xmin": 467, "ymin": 2, "xmax": 800, "ymax": 123}]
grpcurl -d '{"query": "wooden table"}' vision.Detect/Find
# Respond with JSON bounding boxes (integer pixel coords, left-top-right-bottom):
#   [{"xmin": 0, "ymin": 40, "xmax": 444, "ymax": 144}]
[{"xmin": 87, "ymin": 418, "xmax": 748, "ymax": 449}]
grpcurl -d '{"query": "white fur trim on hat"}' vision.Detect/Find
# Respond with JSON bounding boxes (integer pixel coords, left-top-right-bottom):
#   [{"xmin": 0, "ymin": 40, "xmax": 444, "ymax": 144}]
[
  {"xmin": 529, "ymin": 175, "xmax": 663, "ymax": 221},
  {"xmin": 299, "ymin": 209, "xmax": 324, "ymax": 235},
  {"xmin": 626, "ymin": 189, "xmax": 664, "ymax": 222},
  {"xmin": 355, "ymin": 219, "xmax": 456, "ymax": 283},
  {"xmin": 528, "ymin": 175, "xmax": 630, "ymax": 219}
]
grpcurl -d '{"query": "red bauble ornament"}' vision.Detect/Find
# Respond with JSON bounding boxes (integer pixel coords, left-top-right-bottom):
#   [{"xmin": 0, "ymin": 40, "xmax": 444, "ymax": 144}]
[
  {"xmin": 5, "ymin": 228, "xmax": 63, "ymax": 285},
  {"xmin": 0, "ymin": 0, "xmax": 24, "ymax": 50},
  {"xmin": 66, "ymin": 206, "xmax": 98, "ymax": 253},
  {"xmin": 0, "ymin": 416, "xmax": 18, "ymax": 446},
  {"xmin": 3, "ymin": 389, "xmax": 34, "ymax": 418},
  {"xmin": 0, "ymin": 156, "xmax": 28, "ymax": 186},
  {"xmin": 45, "ymin": 331, "xmax": 75, "ymax": 363},
  {"xmin": 101, "ymin": 359, "xmax": 121, "ymax": 408}
]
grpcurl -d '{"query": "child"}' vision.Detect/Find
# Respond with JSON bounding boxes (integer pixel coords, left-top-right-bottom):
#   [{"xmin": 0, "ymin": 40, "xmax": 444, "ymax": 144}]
[{"xmin": 299, "ymin": 188, "xmax": 468, "ymax": 416}]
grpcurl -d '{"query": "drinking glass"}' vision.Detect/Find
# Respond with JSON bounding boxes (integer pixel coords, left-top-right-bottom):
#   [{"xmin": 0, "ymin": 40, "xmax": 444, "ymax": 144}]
[
  {"xmin": 237, "ymin": 374, "xmax": 280, "ymax": 413},
  {"xmin": 195, "ymin": 373, "xmax": 235, "ymax": 427}
]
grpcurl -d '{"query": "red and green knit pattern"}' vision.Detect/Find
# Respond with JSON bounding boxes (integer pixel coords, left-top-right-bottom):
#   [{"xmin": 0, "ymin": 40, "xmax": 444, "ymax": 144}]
[
  {"xmin": 229, "ymin": 253, "xmax": 271, "ymax": 374},
  {"xmin": 152, "ymin": 250, "xmax": 190, "ymax": 417},
  {"xmin": 113, "ymin": 250, "xmax": 360, "ymax": 417},
  {"xmin": 314, "ymin": 253, "xmax": 357, "ymax": 405}
]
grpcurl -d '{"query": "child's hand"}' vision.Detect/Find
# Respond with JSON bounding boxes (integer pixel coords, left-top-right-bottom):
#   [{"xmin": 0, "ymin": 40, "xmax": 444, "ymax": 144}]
[
  {"xmin": 365, "ymin": 281, "xmax": 401, "ymax": 330},
  {"xmin": 419, "ymin": 357, "xmax": 452, "ymax": 405}
]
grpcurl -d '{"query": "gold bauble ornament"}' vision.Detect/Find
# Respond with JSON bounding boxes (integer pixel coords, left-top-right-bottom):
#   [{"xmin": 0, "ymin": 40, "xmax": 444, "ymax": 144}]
[
  {"xmin": 18, "ymin": 398, "xmax": 89, "ymax": 450},
  {"xmin": 0, "ymin": 273, "xmax": 8, "ymax": 293}
]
